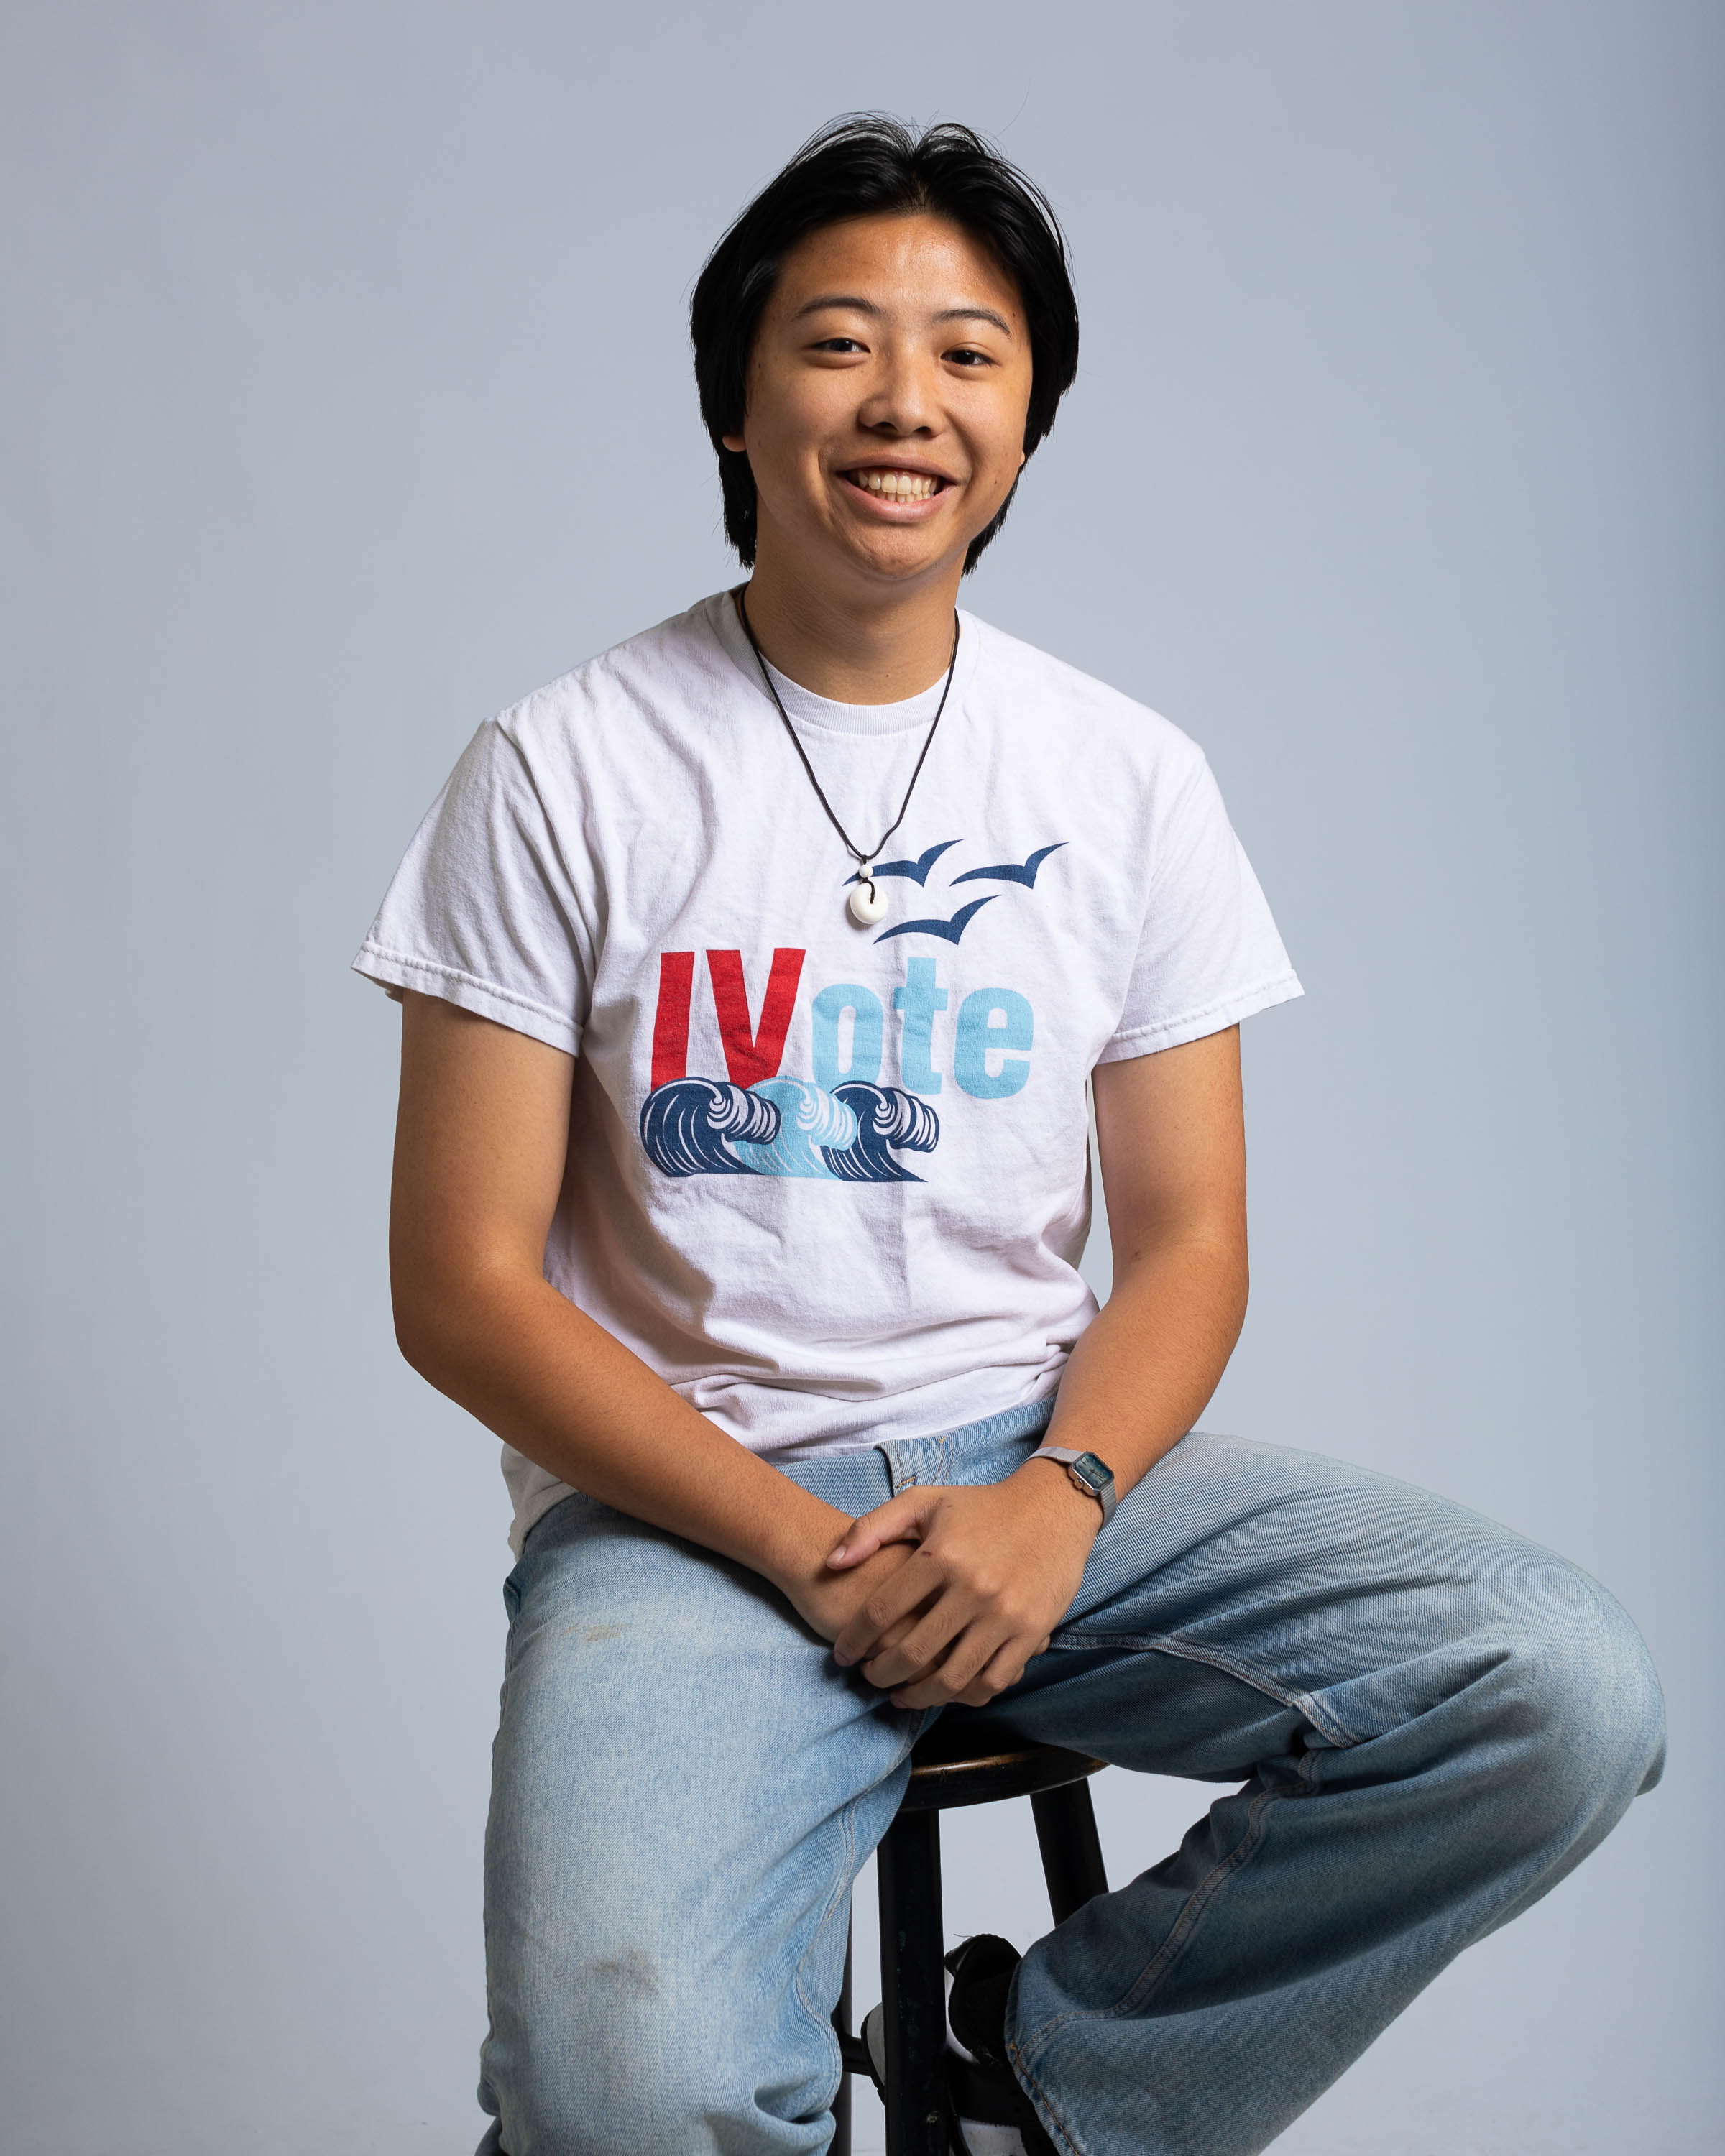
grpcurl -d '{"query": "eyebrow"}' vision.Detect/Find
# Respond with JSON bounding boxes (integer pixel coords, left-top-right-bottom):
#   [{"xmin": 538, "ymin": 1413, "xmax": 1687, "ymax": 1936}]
[{"xmin": 791, "ymin": 294, "xmax": 1016, "ymax": 336}]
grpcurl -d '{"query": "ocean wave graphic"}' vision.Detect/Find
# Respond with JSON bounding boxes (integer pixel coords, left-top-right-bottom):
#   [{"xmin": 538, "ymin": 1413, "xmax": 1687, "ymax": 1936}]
[
  {"xmin": 733, "ymin": 1078, "xmax": 859, "ymax": 1179},
  {"xmin": 822, "ymin": 1084, "xmax": 942, "ymax": 1183},
  {"xmin": 640, "ymin": 1077, "xmax": 779, "ymax": 1176}
]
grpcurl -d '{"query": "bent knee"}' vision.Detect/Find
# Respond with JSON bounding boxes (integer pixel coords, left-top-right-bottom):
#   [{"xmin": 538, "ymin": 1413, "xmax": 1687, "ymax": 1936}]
[
  {"xmin": 1491, "ymin": 1557, "xmax": 1665, "ymax": 1809},
  {"xmin": 484, "ymin": 1953, "xmax": 833, "ymax": 2154}
]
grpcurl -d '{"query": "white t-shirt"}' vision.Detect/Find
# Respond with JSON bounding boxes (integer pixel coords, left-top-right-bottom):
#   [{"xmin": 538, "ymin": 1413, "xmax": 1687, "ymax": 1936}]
[{"xmin": 355, "ymin": 591, "xmax": 1302, "ymax": 1550}]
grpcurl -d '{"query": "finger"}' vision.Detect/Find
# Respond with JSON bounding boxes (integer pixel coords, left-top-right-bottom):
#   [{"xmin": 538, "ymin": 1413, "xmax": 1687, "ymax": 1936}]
[
  {"xmin": 860, "ymin": 1593, "xmax": 979, "ymax": 1691},
  {"xmin": 842, "ymin": 1608, "xmax": 920, "ymax": 1677},
  {"xmin": 876, "ymin": 1596, "xmax": 1056, "ymax": 1695},
  {"xmin": 954, "ymin": 1640, "xmax": 1038, "ymax": 1706},
  {"xmin": 903, "ymin": 1623, "xmax": 1040, "ymax": 1710},
  {"xmin": 888, "ymin": 1631, "xmax": 1008, "ymax": 1710},
  {"xmin": 828, "ymin": 1491, "xmax": 937, "ymax": 1569},
  {"xmin": 880, "ymin": 1639, "xmax": 968, "ymax": 1710},
  {"xmin": 872, "ymin": 1595, "xmax": 1019, "ymax": 1697},
  {"xmin": 832, "ymin": 1552, "xmax": 943, "ymax": 1667}
]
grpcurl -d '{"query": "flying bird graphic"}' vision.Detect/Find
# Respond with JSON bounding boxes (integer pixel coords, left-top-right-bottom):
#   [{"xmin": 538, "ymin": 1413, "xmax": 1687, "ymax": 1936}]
[
  {"xmin": 845, "ymin": 839, "xmax": 962, "ymax": 887},
  {"xmin": 952, "ymin": 842, "xmax": 1067, "ymax": 888},
  {"xmin": 873, "ymin": 896, "xmax": 998, "ymax": 945}
]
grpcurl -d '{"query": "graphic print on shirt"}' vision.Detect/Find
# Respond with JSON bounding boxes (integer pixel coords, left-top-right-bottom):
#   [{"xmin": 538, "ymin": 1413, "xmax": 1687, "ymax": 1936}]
[
  {"xmin": 874, "ymin": 895, "xmax": 996, "ymax": 945},
  {"xmin": 640, "ymin": 1070, "xmax": 939, "ymax": 1182},
  {"xmin": 845, "ymin": 839, "xmax": 961, "ymax": 888},
  {"xmin": 951, "ymin": 842, "xmax": 1067, "ymax": 890},
  {"xmin": 864, "ymin": 840, "xmax": 1067, "ymax": 943},
  {"xmin": 641, "ymin": 952, "xmax": 943, "ymax": 1182},
  {"xmin": 638, "ymin": 838, "xmax": 1062, "ymax": 1182}
]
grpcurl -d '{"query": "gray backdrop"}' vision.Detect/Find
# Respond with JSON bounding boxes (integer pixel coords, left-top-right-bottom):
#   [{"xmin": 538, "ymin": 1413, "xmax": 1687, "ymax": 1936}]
[{"xmin": 3, "ymin": 4, "xmax": 1719, "ymax": 2151}]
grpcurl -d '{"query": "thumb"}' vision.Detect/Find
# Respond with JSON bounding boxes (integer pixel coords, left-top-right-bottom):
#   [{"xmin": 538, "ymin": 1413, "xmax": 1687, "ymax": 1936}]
[{"xmin": 827, "ymin": 1490, "xmax": 937, "ymax": 1568}]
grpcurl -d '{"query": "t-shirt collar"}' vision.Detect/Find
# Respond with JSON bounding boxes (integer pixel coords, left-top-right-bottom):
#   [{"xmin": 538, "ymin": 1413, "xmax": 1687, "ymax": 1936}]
[{"xmin": 707, "ymin": 587, "xmax": 976, "ymax": 739}]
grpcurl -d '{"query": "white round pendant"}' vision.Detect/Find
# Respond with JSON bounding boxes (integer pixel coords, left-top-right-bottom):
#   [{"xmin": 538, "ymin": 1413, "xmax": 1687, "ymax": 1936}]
[{"xmin": 847, "ymin": 876, "xmax": 888, "ymax": 927}]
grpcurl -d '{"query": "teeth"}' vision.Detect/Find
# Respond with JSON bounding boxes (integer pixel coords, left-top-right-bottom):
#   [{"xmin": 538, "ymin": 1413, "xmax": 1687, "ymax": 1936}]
[{"xmin": 855, "ymin": 469, "xmax": 938, "ymax": 499}]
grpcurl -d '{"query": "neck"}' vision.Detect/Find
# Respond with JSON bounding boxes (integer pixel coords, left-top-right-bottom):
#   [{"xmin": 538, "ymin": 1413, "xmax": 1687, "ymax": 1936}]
[{"xmin": 739, "ymin": 533, "xmax": 962, "ymax": 704}]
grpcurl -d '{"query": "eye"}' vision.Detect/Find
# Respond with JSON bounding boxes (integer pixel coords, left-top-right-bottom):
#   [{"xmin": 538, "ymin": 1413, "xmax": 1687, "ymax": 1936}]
[
  {"xmin": 945, "ymin": 346, "xmax": 994, "ymax": 368},
  {"xmin": 811, "ymin": 337, "xmax": 866, "ymax": 354}
]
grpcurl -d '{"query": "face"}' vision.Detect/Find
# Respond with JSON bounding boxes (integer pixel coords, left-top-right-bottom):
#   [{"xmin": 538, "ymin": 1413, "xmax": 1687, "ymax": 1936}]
[{"xmin": 722, "ymin": 211, "xmax": 1034, "ymax": 591}]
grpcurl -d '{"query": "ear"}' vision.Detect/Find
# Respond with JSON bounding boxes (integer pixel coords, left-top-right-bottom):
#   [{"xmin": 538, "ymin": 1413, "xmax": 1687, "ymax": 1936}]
[
  {"xmin": 722, "ymin": 431, "xmax": 748, "ymax": 453},
  {"xmin": 1017, "ymin": 447, "xmax": 1027, "ymax": 470}
]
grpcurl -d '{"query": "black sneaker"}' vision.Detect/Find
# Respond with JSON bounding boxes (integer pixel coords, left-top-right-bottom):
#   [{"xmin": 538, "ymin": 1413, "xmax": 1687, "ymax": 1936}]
[
  {"xmin": 856, "ymin": 1991, "xmax": 1025, "ymax": 2151},
  {"xmin": 944, "ymin": 1935, "xmax": 1058, "ymax": 2156}
]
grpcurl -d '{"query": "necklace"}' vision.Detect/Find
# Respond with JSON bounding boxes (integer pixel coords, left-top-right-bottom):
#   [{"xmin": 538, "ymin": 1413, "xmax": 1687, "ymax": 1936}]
[{"xmin": 735, "ymin": 588, "xmax": 959, "ymax": 927}]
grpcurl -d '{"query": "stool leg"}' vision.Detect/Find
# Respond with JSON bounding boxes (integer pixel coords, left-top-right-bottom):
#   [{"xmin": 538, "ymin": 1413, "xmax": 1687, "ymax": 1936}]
[
  {"xmin": 830, "ymin": 1912, "xmax": 852, "ymax": 2156},
  {"xmin": 877, "ymin": 1807, "xmax": 950, "ymax": 2156},
  {"xmin": 1031, "ymin": 1779, "xmax": 1109, "ymax": 1925}
]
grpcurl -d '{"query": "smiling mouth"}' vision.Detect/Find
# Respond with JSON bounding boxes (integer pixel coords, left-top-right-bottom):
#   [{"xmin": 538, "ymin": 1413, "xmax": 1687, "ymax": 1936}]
[{"xmin": 840, "ymin": 466, "xmax": 949, "ymax": 502}]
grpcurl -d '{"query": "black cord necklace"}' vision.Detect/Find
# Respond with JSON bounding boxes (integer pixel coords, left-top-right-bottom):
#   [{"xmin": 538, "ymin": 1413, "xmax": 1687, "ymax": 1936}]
[{"xmin": 735, "ymin": 586, "xmax": 960, "ymax": 927}]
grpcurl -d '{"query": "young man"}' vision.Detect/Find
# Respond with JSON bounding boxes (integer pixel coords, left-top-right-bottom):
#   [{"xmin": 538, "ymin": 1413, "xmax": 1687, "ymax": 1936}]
[{"xmin": 356, "ymin": 117, "xmax": 1663, "ymax": 2156}]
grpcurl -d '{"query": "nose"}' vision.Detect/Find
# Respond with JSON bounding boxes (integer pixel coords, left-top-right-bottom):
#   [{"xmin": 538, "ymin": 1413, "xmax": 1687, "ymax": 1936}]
[{"xmin": 855, "ymin": 342, "xmax": 939, "ymax": 438}]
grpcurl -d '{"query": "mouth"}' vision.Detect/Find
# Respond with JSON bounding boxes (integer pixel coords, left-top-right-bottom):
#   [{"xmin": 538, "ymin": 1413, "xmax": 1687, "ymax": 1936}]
[{"xmin": 837, "ymin": 464, "xmax": 954, "ymax": 507}]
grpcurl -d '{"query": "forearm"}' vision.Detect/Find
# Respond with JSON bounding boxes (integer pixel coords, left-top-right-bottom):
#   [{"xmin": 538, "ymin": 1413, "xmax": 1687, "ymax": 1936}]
[
  {"xmin": 1039, "ymin": 1235, "xmax": 1247, "ymax": 1501},
  {"xmin": 387, "ymin": 992, "xmax": 867, "ymax": 1618},
  {"xmin": 394, "ymin": 1266, "xmax": 846, "ymax": 1598}
]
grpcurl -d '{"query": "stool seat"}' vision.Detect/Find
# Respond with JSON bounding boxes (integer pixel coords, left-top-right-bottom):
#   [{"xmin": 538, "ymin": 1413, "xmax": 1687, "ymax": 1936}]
[{"xmin": 902, "ymin": 1720, "xmax": 1108, "ymax": 1812}]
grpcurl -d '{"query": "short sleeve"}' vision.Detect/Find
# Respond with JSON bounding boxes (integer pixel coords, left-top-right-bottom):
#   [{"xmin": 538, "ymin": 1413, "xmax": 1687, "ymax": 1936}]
[
  {"xmin": 1098, "ymin": 752, "xmax": 1302, "ymax": 1063},
  {"xmin": 351, "ymin": 718, "xmax": 596, "ymax": 1056}
]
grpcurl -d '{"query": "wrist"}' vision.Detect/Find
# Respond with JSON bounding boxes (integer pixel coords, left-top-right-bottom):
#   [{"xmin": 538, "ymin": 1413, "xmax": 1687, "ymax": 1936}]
[
  {"xmin": 1016, "ymin": 1455, "xmax": 1105, "ymax": 1544},
  {"xmin": 753, "ymin": 1490, "xmax": 853, "ymax": 1600}
]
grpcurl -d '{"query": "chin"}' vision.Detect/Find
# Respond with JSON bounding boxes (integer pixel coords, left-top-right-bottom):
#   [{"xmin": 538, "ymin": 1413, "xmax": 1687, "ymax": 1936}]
[{"xmin": 843, "ymin": 527, "xmax": 966, "ymax": 580}]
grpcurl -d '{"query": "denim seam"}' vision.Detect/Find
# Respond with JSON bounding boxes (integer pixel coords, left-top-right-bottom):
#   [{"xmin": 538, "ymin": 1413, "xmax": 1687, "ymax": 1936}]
[
  {"xmin": 1054, "ymin": 1628, "xmax": 1365, "ymax": 1751},
  {"xmin": 792, "ymin": 1792, "xmax": 860, "ymax": 2037},
  {"xmin": 1008, "ymin": 2014, "xmax": 1087, "ymax": 2156},
  {"xmin": 1013, "ymin": 1777, "xmax": 1292, "ymax": 2062},
  {"xmin": 791, "ymin": 1791, "xmax": 862, "ymax": 2119}
]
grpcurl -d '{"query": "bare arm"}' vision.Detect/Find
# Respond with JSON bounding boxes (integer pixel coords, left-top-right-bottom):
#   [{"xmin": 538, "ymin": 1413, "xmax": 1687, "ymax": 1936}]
[
  {"xmin": 1039, "ymin": 1023, "xmax": 1248, "ymax": 1490},
  {"xmin": 828, "ymin": 1026, "xmax": 1249, "ymax": 1705},
  {"xmin": 388, "ymin": 990, "xmax": 914, "ymax": 1633}
]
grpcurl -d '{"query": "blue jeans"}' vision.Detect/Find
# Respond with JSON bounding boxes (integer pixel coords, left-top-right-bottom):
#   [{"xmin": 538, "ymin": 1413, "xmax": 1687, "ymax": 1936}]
[{"xmin": 475, "ymin": 1401, "xmax": 1664, "ymax": 2155}]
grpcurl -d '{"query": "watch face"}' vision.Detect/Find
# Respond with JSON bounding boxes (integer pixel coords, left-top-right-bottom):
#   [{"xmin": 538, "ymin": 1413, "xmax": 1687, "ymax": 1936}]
[{"xmin": 1070, "ymin": 1452, "xmax": 1111, "ymax": 1493}]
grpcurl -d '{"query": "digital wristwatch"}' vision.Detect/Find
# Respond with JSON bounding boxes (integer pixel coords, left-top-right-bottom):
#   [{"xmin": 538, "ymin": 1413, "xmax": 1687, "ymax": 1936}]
[{"xmin": 1029, "ymin": 1445, "xmax": 1118, "ymax": 1528}]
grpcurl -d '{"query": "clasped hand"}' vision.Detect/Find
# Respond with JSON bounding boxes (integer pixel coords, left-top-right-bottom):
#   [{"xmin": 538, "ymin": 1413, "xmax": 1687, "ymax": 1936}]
[{"xmin": 813, "ymin": 1468, "xmax": 1100, "ymax": 1710}]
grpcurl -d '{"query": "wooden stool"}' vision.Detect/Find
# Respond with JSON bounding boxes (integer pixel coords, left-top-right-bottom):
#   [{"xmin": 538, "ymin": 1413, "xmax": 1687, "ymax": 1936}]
[{"xmin": 832, "ymin": 1718, "xmax": 1109, "ymax": 2155}]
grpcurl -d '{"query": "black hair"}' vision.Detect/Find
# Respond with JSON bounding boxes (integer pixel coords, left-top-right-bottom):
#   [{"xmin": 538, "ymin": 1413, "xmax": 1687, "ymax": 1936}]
[{"xmin": 690, "ymin": 114, "xmax": 1079, "ymax": 574}]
